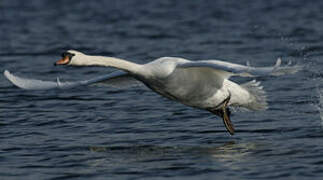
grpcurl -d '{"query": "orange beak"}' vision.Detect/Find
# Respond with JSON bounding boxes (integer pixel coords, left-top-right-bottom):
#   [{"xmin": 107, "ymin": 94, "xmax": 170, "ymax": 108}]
[{"xmin": 54, "ymin": 56, "xmax": 70, "ymax": 66}]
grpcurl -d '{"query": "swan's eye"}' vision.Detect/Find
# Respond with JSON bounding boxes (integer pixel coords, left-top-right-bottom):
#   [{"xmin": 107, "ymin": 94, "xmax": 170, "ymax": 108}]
[{"xmin": 61, "ymin": 52, "xmax": 75, "ymax": 60}]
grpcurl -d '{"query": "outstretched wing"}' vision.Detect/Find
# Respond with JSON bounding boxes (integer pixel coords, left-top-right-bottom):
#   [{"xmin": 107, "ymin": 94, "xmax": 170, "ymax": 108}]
[
  {"xmin": 3, "ymin": 70, "xmax": 141, "ymax": 90},
  {"xmin": 176, "ymin": 58, "xmax": 302, "ymax": 80}
]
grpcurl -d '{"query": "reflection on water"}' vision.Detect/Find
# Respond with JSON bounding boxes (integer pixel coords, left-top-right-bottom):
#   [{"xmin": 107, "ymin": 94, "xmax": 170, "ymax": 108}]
[
  {"xmin": 205, "ymin": 141, "xmax": 260, "ymax": 170},
  {"xmin": 318, "ymin": 88, "xmax": 323, "ymax": 126},
  {"xmin": 88, "ymin": 141, "xmax": 261, "ymax": 171}
]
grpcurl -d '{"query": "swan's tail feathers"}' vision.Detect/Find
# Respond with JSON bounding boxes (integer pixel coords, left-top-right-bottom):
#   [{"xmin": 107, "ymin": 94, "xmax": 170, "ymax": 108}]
[{"xmin": 241, "ymin": 80, "xmax": 268, "ymax": 111}]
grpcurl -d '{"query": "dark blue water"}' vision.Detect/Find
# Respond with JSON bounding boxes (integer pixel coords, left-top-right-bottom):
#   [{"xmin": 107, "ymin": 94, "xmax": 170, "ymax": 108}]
[{"xmin": 1, "ymin": 0, "xmax": 323, "ymax": 179}]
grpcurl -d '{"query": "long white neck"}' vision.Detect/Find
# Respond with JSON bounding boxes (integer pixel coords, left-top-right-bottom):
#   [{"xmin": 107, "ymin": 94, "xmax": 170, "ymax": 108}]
[{"xmin": 75, "ymin": 55, "xmax": 143, "ymax": 74}]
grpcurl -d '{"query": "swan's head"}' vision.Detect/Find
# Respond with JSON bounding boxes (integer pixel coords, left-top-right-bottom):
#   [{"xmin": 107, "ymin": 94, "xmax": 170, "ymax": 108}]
[{"xmin": 54, "ymin": 50, "xmax": 86, "ymax": 66}]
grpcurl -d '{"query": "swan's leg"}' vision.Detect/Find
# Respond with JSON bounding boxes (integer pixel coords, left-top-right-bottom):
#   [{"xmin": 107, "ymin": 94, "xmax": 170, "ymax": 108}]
[
  {"xmin": 222, "ymin": 94, "xmax": 235, "ymax": 135},
  {"xmin": 208, "ymin": 94, "xmax": 235, "ymax": 135}
]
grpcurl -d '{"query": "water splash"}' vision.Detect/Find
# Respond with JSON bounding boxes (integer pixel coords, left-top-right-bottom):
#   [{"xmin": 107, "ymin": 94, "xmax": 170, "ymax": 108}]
[{"xmin": 318, "ymin": 88, "xmax": 323, "ymax": 126}]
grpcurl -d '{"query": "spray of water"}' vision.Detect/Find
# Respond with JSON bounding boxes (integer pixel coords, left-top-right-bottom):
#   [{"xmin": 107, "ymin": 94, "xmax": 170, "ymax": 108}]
[{"xmin": 317, "ymin": 88, "xmax": 323, "ymax": 126}]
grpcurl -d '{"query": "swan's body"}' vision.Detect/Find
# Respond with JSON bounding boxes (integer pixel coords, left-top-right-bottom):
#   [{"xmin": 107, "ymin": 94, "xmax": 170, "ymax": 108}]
[
  {"xmin": 4, "ymin": 50, "xmax": 301, "ymax": 135},
  {"xmin": 135, "ymin": 57, "xmax": 255, "ymax": 110}
]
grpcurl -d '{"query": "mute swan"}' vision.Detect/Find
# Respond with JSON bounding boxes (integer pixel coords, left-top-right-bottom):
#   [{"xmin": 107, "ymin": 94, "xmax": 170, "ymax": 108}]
[{"xmin": 4, "ymin": 50, "xmax": 301, "ymax": 135}]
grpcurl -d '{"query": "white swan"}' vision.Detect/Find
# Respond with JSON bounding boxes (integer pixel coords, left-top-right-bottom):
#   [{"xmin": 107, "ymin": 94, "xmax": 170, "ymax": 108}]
[{"xmin": 4, "ymin": 50, "xmax": 302, "ymax": 135}]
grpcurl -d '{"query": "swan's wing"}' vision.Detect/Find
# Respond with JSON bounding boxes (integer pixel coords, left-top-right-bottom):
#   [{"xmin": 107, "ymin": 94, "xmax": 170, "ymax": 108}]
[
  {"xmin": 3, "ymin": 70, "xmax": 141, "ymax": 90},
  {"xmin": 176, "ymin": 58, "xmax": 302, "ymax": 79},
  {"xmin": 92, "ymin": 72, "xmax": 143, "ymax": 88}
]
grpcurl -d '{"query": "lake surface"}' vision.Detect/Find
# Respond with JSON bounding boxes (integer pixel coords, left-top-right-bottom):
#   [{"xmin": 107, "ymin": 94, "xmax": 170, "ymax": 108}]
[{"xmin": 1, "ymin": 0, "xmax": 323, "ymax": 179}]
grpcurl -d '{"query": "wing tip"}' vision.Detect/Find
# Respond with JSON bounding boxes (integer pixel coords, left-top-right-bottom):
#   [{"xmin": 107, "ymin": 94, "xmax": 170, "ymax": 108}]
[
  {"xmin": 4, "ymin": 69, "xmax": 10, "ymax": 78},
  {"xmin": 3, "ymin": 70, "xmax": 16, "ymax": 83},
  {"xmin": 3, "ymin": 70, "xmax": 26, "ymax": 90},
  {"xmin": 275, "ymin": 57, "xmax": 282, "ymax": 67},
  {"xmin": 271, "ymin": 57, "xmax": 303, "ymax": 76}
]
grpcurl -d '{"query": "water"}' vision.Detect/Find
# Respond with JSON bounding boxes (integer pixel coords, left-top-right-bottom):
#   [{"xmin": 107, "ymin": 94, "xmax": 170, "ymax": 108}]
[{"xmin": 1, "ymin": 0, "xmax": 323, "ymax": 179}]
